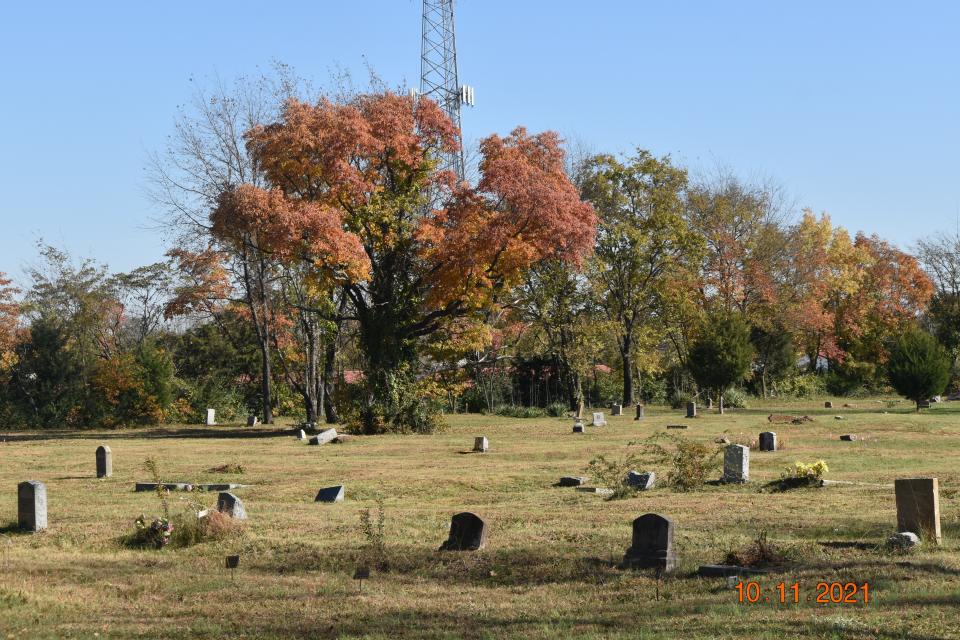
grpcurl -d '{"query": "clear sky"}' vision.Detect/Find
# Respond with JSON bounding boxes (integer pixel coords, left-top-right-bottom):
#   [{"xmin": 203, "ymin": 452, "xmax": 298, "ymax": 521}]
[{"xmin": 1, "ymin": 1, "xmax": 957, "ymax": 283}]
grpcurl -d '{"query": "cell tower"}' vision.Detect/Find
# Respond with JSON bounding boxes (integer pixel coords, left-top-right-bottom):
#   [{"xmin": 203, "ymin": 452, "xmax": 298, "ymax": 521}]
[{"xmin": 419, "ymin": 0, "xmax": 474, "ymax": 181}]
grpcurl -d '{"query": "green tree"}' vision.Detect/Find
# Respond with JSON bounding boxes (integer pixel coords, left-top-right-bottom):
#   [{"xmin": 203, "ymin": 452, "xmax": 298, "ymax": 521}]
[
  {"xmin": 886, "ymin": 326, "xmax": 950, "ymax": 411},
  {"xmin": 688, "ymin": 312, "xmax": 754, "ymax": 405},
  {"xmin": 8, "ymin": 318, "xmax": 84, "ymax": 426}
]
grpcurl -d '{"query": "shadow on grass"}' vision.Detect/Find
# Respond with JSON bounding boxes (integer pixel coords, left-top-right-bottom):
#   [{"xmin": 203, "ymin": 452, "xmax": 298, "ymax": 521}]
[
  {"xmin": 0, "ymin": 521, "xmax": 32, "ymax": 535},
  {"xmin": 0, "ymin": 427, "xmax": 299, "ymax": 442}
]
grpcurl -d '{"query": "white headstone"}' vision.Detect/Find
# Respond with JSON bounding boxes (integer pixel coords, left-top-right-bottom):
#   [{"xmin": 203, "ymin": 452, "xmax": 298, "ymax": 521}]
[
  {"xmin": 473, "ymin": 436, "xmax": 489, "ymax": 453},
  {"xmin": 592, "ymin": 412, "xmax": 606, "ymax": 426},
  {"xmin": 206, "ymin": 408, "xmax": 216, "ymax": 426}
]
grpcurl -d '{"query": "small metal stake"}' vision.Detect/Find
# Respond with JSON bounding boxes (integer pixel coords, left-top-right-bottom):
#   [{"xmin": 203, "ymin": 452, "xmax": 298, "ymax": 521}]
[
  {"xmin": 225, "ymin": 554, "xmax": 240, "ymax": 581},
  {"xmin": 353, "ymin": 565, "xmax": 370, "ymax": 593}
]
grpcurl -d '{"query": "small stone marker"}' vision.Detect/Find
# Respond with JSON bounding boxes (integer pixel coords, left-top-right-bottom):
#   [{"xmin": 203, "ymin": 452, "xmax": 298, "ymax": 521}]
[
  {"xmin": 887, "ymin": 531, "xmax": 920, "ymax": 550},
  {"xmin": 95, "ymin": 445, "xmax": 112, "ymax": 478},
  {"xmin": 706, "ymin": 398, "xmax": 713, "ymax": 410},
  {"xmin": 840, "ymin": 434, "xmax": 858, "ymax": 441},
  {"xmin": 592, "ymin": 412, "xmax": 606, "ymax": 426},
  {"xmin": 217, "ymin": 492, "xmax": 247, "ymax": 520},
  {"xmin": 308, "ymin": 428, "xmax": 338, "ymax": 445},
  {"xmin": 824, "ymin": 401, "xmax": 833, "ymax": 409},
  {"xmin": 917, "ymin": 400, "xmax": 931, "ymax": 409},
  {"xmin": 17, "ymin": 480, "xmax": 47, "ymax": 532},
  {"xmin": 473, "ymin": 436, "xmax": 489, "ymax": 453},
  {"xmin": 577, "ymin": 487, "xmax": 614, "ymax": 497},
  {"xmin": 623, "ymin": 513, "xmax": 676, "ymax": 572},
  {"xmin": 723, "ymin": 444, "xmax": 749, "ymax": 483},
  {"xmin": 439, "ymin": 512, "xmax": 487, "ymax": 551},
  {"xmin": 246, "ymin": 415, "xmax": 259, "ymax": 427},
  {"xmin": 297, "ymin": 429, "xmax": 306, "ymax": 440},
  {"xmin": 572, "ymin": 420, "xmax": 584, "ymax": 433},
  {"xmin": 686, "ymin": 402, "xmax": 697, "ymax": 418},
  {"xmin": 225, "ymin": 554, "xmax": 240, "ymax": 581},
  {"xmin": 635, "ymin": 404, "xmax": 645, "ymax": 420},
  {"xmin": 611, "ymin": 403, "xmax": 623, "ymax": 416},
  {"xmin": 206, "ymin": 408, "xmax": 216, "ymax": 426},
  {"xmin": 666, "ymin": 424, "xmax": 688, "ymax": 429},
  {"xmin": 315, "ymin": 485, "xmax": 345, "ymax": 503},
  {"xmin": 759, "ymin": 431, "xmax": 777, "ymax": 452},
  {"xmin": 626, "ymin": 470, "xmax": 655, "ymax": 490},
  {"xmin": 559, "ymin": 476, "xmax": 588, "ymax": 487},
  {"xmin": 895, "ymin": 478, "xmax": 941, "ymax": 544}
]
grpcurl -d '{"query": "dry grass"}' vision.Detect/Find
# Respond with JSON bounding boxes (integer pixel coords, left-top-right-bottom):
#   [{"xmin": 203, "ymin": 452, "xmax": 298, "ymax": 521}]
[{"xmin": 0, "ymin": 397, "xmax": 958, "ymax": 638}]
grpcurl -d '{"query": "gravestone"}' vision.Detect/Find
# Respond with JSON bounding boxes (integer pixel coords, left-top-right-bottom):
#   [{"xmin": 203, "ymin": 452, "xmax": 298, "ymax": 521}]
[
  {"xmin": 577, "ymin": 487, "xmax": 614, "ymax": 496},
  {"xmin": 824, "ymin": 401, "xmax": 833, "ymax": 409},
  {"xmin": 635, "ymin": 404, "xmax": 645, "ymax": 420},
  {"xmin": 895, "ymin": 478, "xmax": 941, "ymax": 544},
  {"xmin": 723, "ymin": 444, "xmax": 749, "ymax": 483},
  {"xmin": 917, "ymin": 400, "xmax": 931, "ymax": 409},
  {"xmin": 666, "ymin": 424, "xmax": 688, "ymax": 429},
  {"xmin": 887, "ymin": 531, "xmax": 920, "ymax": 550},
  {"xmin": 572, "ymin": 421, "xmax": 584, "ymax": 433},
  {"xmin": 309, "ymin": 428, "xmax": 338, "ymax": 446},
  {"xmin": 206, "ymin": 408, "xmax": 216, "ymax": 426},
  {"xmin": 473, "ymin": 436, "xmax": 489, "ymax": 453},
  {"xmin": 95, "ymin": 445, "xmax": 112, "ymax": 478},
  {"xmin": 17, "ymin": 480, "xmax": 47, "ymax": 532},
  {"xmin": 686, "ymin": 402, "xmax": 697, "ymax": 418},
  {"xmin": 559, "ymin": 476, "xmax": 588, "ymax": 487},
  {"xmin": 592, "ymin": 412, "xmax": 606, "ymax": 426},
  {"xmin": 246, "ymin": 415, "xmax": 259, "ymax": 427},
  {"xmin": 626, "ymin": 470, "xmax": 655, "ymax": 490},
  {"xmin": 611, "ymin": 403, "xmax": 623, "ymax": 416},
  {"xmin": 315, "ymin": 485, "xmax": 345, "ymax": 503},
  {"xmin": 216, "ymin": 492, "xmax": 247, "ymax": 520},
  {"xmin": 840, "ymin": 434, "xmax": 858, "ymax": 441},
  {"xmin": 623, "ymin": 513, "xmax": 676, "ymax": 571},
  {"xmin": 759, "ymin": 431, "xmax": 777, "ymax": 452},
  {"xmin": 439, "ymin": 512, "xmax": 487, "ymax": 551},
  {"xmin": 297, "ymin": 429, "xmax": 306, "ymax": 440},
  {"xmin": 706, "ymin": 398, "xmax": 713, "ymax": 410}
]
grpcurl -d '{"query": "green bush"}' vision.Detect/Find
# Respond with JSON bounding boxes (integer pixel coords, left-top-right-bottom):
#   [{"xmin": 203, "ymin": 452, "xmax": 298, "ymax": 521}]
[
  {"xmin": 669, "ymin": 390, "xmax": 693, "ymax": 410},
  {"xmin": 584, "ymin": 450, "xmax": 644, "ymax": 499},
  {"xmin": 887, "ymin": 326, "xmax": 951, "ymax": 410},
  {"xmin": 489, "ymin": 404, "xmax": 547, "ymax": 418},
  {"xmin": 771, "ymin": 373, "xmax": 825, "ymax": 398},
  {"xmin": 546, "ymin": 402, "xmax": 569, "ymax": 417},
  {"xmin": 722, "ymin": 388, "xmax": 748, "ymax": 408},
  {"xmin": 640, "ymin": 432, "xmax": 722, "ymax": 491}
]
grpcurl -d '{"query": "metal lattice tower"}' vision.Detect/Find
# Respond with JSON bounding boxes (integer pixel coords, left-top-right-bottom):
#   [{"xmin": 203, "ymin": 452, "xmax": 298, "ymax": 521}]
[{"xmin": 420, "ymin": 0, "xmax": 473, "ymax": 181}]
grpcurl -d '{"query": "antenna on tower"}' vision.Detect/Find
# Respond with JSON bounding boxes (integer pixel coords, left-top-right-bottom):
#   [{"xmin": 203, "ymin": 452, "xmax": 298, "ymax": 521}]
[{"xmin": 419, "ymin": 0, "xmax": 474, "ymax": 182}]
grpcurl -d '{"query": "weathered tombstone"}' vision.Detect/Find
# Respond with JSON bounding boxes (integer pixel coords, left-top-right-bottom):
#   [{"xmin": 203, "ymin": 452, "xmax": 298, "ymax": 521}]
[
  {"xmin": 216, "ymin": 492, "xmax": 247, "ymax": 520},
  {"xmin": 723, "ymin": 444, "xmax": 749, "ymax": 483},
  {"xmin": 759, "ymin": 431, "xmax": 777, "ymax": 452},
  {"xmin": 17, "ymin": 481, "xmax": 47, "ymax": 532},
  {"xmin": 917, "ymin": 400, "xmax": 931, "ymax": 409},
  {"xmin": 95, "ymin": 445, "xmax": 112, "ymax": 478},
  {"xmin": 308, "ymin": 428, "xmax": 338, "ymax": 446},
  {"xmin": 577, "ymin": 487, "xmax": 614, "ymax": 497},
  {"xmin": 824, "ymin": 401, "xmax": 833, "ymax": 409},
  {"xmin": 895, "ymin": 478, "xmax": 941, "ymax": 544},
  {"xmin": 686, "ymin": 402, "xmax": 697, "ymax": 418},
  {"xmin": 592, "ymin": 412, "xmax": 606, "ymax": 426},
  {"xmin": 572, "ymin": 421, "xmax": 584, "ymax": 433},
  {"xmin": 626, "ymin": 470, "xmax": 655, "ymax": 490},
  {"xmin": 623, "ymin": 513, "xmax": 676, "ymax": 572},
  {"xmin": 297, "ymin": 429, "xmax": 306, "ymax": 440},
  {"xmin": 611, "ymin": 403, "xmax": 623, "ymax": 416},
  {"xmin": 206, "ymin": 408, "xmax": 216, "ymax": 426},
  {"xmin": 439, "ymin": 512, "xmax": 487, "ymax": 551},
  {"xmin": 635, "ymin": 404, "xmax": 645, "ymax": 420},
  {"xmin": 473, "ymin": 436, "xmax": 489, "ymax": 453},
  {"xmin": 706, "ymin": 397, "xmax": 713, "ymax": 410},
  {"xmin": 887, "ymin": 531, "xmax": 920, "ymax": 550},
  {"xmin": 666, "ymin": 424, "xmax": 688, "ymax": 429},
  {"xmin": 246, "ymin": 415, "xmax": 259, "ymax": 427},
  {"xmin": 840, "ymin": 434, "xmax": 858, "ymax": 441},
  {"xmin": 315, "ymin": 485, "xmax": 345, "ymax": 503},
  {"xmin": 559, "ymin": 476, "xmax": 588, "ymax": 487}
]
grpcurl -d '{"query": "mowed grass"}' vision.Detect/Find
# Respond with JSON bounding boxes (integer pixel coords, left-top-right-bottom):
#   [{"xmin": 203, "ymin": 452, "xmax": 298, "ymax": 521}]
[{"xmin": 1, "ymin": 398, "xmax": 959, "ymax": 639}]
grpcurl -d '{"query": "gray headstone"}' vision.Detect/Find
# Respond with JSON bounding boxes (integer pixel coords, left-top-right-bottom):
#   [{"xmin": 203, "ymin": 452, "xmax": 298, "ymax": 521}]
[
  {"xmin": 592, "ymin": 412, "xmax": 606, "ymax": 426},
  {"xmin": 623, "ymin": 513, "xmax": 676, "ymax": 572},
  {"xmin": 840, "ymin": 434, "xmax": 858, "ymax": 441},
  {"xmin": 473, "ymin": 436, "xmax": 489, "ymax": 453},
  {"xmin": 96, "ymin": 445, "xmax": 112, "ymax": 478},
  {"xmin": 572, "ymin": 421, "xmax": 584, "ymax": 433},
  {"xmin": 315, "ymin": 485, "xmax": 345, "ymax": 503},
  {"xmin": 297, "ymin": 429, "xmax": 306, "ymax": 440},
  {"xmin": 206, "ymin": 408, "xmax": 216, "ymax": 426},
  {"xmin": 559, "ymin": 476, "xmax": 588, "ymax": 487},
  {"xmin": 824, "ymin": 401, "xmax": 833, "ymax": 409},
  {"xmin": 17, "ymin": 480, "xmax": 47, "ymax": 532},
  {"xmin": 686, "ymin": 402, "xmax": 697, "ymax": 418},
  {"xmin": 706, "ymin": 398, "xmax": 713, "ymax": 409},
  {"xmin": 611, "ymin": 403, "xmax": 623, "ymax": 416},
  {"xmin": 759, "ymin": 431, "xmax": 777, "ymax": 452},
  {"xmin": 635, "ymin": 404, "xmax": 645, "ymax": 420},
  {"xmin": 626, "ymin": 470, "xmax": 655, "ymax": 490},
  {"xmin": 723, "ymin": 444, "xmax": 749, "ymax": 483},
  {"xmin": 246, "ymin": 415, "xmax": 259, "ymax": 427},
  {"xmin": 216, "ymin": 492, "xmax": 247, "ymax": 520},
  {"xmin": 887, "ymin": 531, "xmax": 920, "ymax": 550},
  {"xmin": 309, "ymin": 428, "xmax": 338, "ymax": 446},
  {"xmin": 439, "ymin": 512, "xmax": 487, "ymax": 551},
  {"xmin": 895, "ymin": 478, "xmax": 941, "ymax": 544}
]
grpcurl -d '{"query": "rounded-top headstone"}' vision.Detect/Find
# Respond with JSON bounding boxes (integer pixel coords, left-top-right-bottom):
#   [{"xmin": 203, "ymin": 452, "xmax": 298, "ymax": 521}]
[
  {"xmin": 217, "ymin": 492, "xmax": 247, "ymax": 520},
  {"xmin": 439, "ymin": 512, "xmax": 487, "ymax": 551},
  {"xmin": 95, "ymin": 445, "xmax": 112, "ymax": 478},
  {"xmin": 759, "ymin": 431, "xmax": 777, "ymax": 452},
  {"xmin": 635, "ymin": 404, "xmax": 645, "ymax": 420},
  {"xmin": 624, "ymin": 513, "xmax": 676, "ymax": 571}
]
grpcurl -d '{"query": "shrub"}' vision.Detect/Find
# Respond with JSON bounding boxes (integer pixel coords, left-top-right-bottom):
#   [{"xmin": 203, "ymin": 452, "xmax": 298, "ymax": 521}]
[
  {"xmin": 170, "ymin": 509, "xmax": 241, "ymax": 548},
  {"xmin": 771, "ymin": 460, "xmax": 828, "ymax": 491},
  {"xmin": 489, "ymin": 404, "xmax": 547, "ymax": 418},
  {"xmin": 886, "ymin": 326, "xmax": 951, "ymax": 411},
  {"xmin": 688, "ymin": 312, "xmax": 754, "ymax": 398},
  {"xmin": 584, "ymin": 450, "xmax": 644, "ymax": 500},
  {"xmin": 637, "ymin": 376, "xmax": 668, "ymax": 405},
  {"xmin": 640, "ymin": 432, "xmax": 722, "ymax": 491},
  {"xmin": 724, "ymin": 531, "xmax": 787, "ymax": 568},
  {"xmin": 669, "ymin": 390, "xmax": 693, "ymax": 410},
  {"xmin": 722, "ymin": 387, "xmax": 747, "ymax": 409},
  {"xmin": 771, "ymin": 373, "xmax": 825, "ymax": 398},
  {"xmin": 546, "ymin": 402, "xmax": 569, "ymax": 417},
  {"xmin": 359, "ymin": 496, "xmax": 387, "ymax": 570}
]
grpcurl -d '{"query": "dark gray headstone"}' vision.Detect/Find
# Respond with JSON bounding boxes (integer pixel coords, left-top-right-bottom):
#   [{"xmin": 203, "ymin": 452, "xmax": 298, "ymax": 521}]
[
  {"xmin": 626, "ymin": 470, "xmax": 655, "ymax": 490},
  {"xmin": 439, "ymin": 512, "xmax": 487, "ymax": 551},
  {"xmin": 623, "ymin": 513, "xmax": 676, "ymax": 571},
  {"xmin": 840, "ymin": 434, "xmax": 858, "ymax": 441},
  {"xmin": 217, "ymin": 492, "xmax": 247, "ymax": 520},
  {"xmin": 635, "ymin": 404, "xmax": 645, "ymax": 420},
  {"xmin": 246, "ymin": 415, "xmax": 259, "ymax": 427},
  {"xmin": 611, "ymin": 403, "xmax": 623, "ymax": 416},
  {"xmin": 686, "ymin": 402, "xmax": 697, "ymax": 418},
  {"xmin": 96, "ymin": 445, "xmax": 112, "ymax": 478},
  {"xmin": 759, "ymin": 431, "xmax": 777, "ymax": 452},
  {"xmin": 824, "ymin": 401, "xmax": 833, "ymax": 409},
  {"xmin": 559, "ymin": 476, "xmax": 588, "ymax": 487},
  {"xmin": 17, "ymin": 480, "xmax": 47, "ymax": 532},
  {"xmin": 315, "ymin": 485, "xmax": 345, "ymax": 503}
]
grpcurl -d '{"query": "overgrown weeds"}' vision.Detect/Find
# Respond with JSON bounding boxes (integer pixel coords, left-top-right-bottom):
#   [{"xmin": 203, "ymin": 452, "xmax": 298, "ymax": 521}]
[{"xmin": 638, "ymin": 432, "xmax": 722, "ymax": 491}]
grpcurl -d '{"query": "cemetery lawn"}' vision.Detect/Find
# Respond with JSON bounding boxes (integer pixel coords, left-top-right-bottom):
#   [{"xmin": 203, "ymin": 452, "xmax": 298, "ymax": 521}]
[{"xmin": 1, "ymin": 398, "xmax": 959, "ymax": 639}]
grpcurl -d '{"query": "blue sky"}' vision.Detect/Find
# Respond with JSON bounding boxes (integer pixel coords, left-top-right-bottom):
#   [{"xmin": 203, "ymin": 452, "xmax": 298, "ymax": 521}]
[{"xmin": 1, "ymin": 1, "xmax": 957, "ymax": 283}]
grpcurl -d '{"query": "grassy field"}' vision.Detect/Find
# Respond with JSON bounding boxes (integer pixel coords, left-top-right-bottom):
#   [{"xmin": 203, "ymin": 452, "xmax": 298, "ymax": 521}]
[{"xmin": 1, "ymin": 397, "xmax": 958, "ymax": 639}]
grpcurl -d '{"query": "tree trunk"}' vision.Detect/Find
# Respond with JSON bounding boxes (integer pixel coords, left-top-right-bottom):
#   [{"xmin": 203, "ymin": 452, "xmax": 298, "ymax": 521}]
[
  {"xmin": 322, "ymin": 339, "xmax": 339, "ymax": 424},
  {"xmin": 620, "ymin": 333, "xmax": 633, "ymax": 406},
  {"xmin": 259, "ymin": 338, "xmax": 273, "ymax": 424}
]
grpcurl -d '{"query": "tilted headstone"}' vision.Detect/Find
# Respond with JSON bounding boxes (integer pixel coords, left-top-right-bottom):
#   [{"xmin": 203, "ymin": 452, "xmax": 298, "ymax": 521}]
[
  {"xmin": 216, "ymin": 492, "xmax": 247, "ymax": 520},
  {"xmin": 473, "ymin": 436, "xmax": 489, "ymax": 453},
  {"xmin": 559, "ymin": 476, "xmax": 588, "ymax": 487},
  {"xmin": 439, "ymin": 512, "xmax": 487, "ymax": 551},
  {"xmin": 759, "ymin": 431, "xmax": 777, "ymax": 452},
  {"xmin": 840, "ymin": 434, "xmax": 858, "ymax": 441},
  {"xmin": 309, "ymin": 428, "xmax": 338, "ymax": 446},
  {"xmin": 626, "ymin": 470, "xmax": 655, "ymax": 490},
  {"xmin": 623, "ymin": 513, "xmax": 676, "ymax": 571},
  {"xmin": 96, "ymin": 445, "xmax": 112, "ymax": 478},
  {"xmin": 611, "ymin": 403, "xmax": 623, "ymax": 416},
  {"xmin": 17, "ymin": 480, "xmax": 47, "ymax": 532},
  {"xmin": 206, "ymin": 408, "xmax": 216, "ymax": 426},
  {"xmin": 315, "ymin": 485, "xmax": 345, "ymax": 503},
  {"xmin": 895, "ymin": 478, "xmax": 941, "ymax": 544},
  {"xmin": 246, "ymin": 415, "xmax": 259, "ymax": 427},
  {"xmin": 635, "ymin": 404, "xmax": 645, "ymax": 420},
  {"xmin": 723, "ymin": 444, "xmax": 749, "ymax": 483},
  {"xmin": 686, "ymin": 402, "xmax": 697, "ymax": 418},
  {"xmin": 297, "ymin": 429, "xmax": 306, "ymax": 440},
  {"xmin": 592, "ymin": 412, "xmax": 606, "ymax": 426}
]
